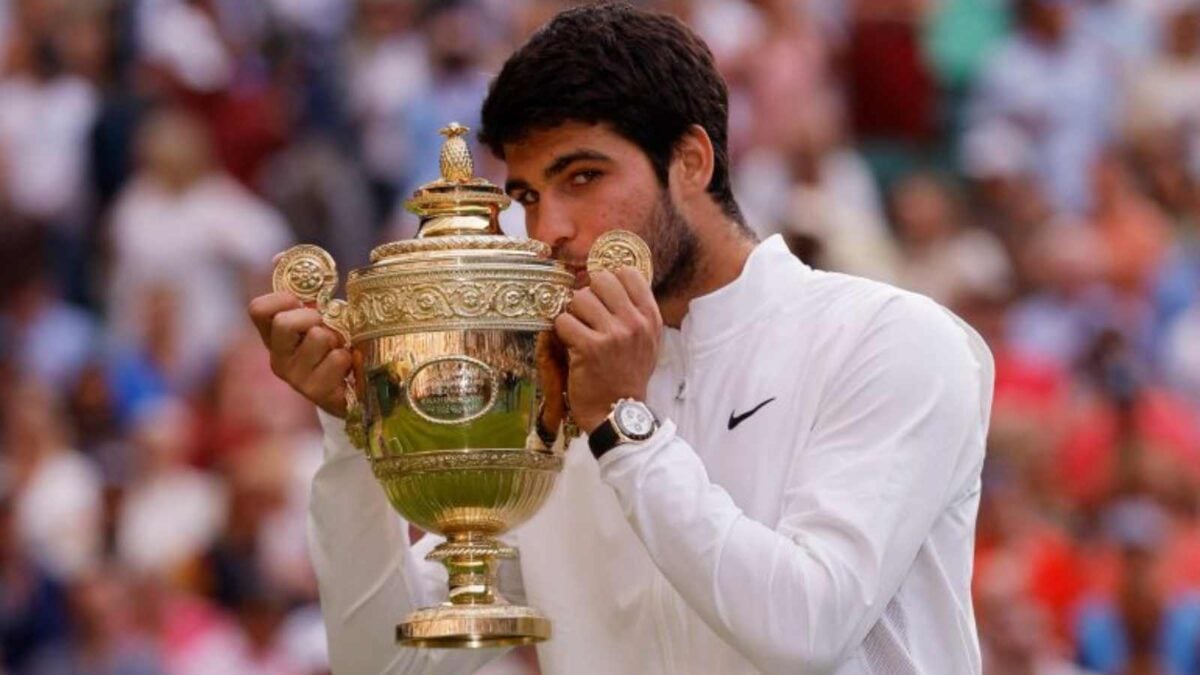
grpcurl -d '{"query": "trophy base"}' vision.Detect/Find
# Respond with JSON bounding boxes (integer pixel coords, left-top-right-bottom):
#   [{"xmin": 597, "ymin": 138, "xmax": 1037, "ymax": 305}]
[{"xmin": 397, "ymin": 603, "xmax": 551, "ymax": 649}]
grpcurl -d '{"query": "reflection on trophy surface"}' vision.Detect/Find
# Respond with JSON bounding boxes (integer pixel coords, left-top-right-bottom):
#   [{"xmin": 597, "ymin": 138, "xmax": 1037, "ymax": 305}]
[{"xmin": 271, "ymin": 124, "xmax": 651, "ymax": 649}]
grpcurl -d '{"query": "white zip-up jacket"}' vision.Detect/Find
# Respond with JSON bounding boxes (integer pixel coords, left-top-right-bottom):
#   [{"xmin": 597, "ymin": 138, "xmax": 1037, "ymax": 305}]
[{"xmin": 308, "ymin": 235, "xmax": 994, "ymax": 674}]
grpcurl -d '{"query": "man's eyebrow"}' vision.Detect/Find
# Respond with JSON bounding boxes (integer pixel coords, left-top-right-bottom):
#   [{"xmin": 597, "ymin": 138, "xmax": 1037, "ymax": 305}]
[
  {"xmin": 504, "ymin": 150, "xmax": 614, "ymax": 195},
  {"xmin": 543, "ymin": 149, "xmax": 613, "ymax": 180}
]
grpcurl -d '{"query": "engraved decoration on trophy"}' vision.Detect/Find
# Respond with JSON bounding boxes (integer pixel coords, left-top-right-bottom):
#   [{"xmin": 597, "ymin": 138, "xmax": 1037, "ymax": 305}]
[{"xmin": 270, "ymin": 124, "xmax": 652, "ymax": 649}]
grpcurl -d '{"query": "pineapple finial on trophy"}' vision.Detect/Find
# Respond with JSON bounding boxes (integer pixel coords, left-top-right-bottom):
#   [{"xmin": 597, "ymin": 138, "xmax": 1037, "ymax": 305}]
[
  {"xmin": 398, "ymin": 122, "xmax": 510, "ymax": 239},
  {"xmin": 439, "ymin": 123, "xmax": 473, "ymax": 183}
]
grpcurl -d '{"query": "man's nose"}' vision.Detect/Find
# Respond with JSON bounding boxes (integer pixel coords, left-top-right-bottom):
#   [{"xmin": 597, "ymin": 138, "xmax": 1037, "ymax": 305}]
[{"xmin": 527, "ymin": 199, "xmax": 575, "ymax": 250}]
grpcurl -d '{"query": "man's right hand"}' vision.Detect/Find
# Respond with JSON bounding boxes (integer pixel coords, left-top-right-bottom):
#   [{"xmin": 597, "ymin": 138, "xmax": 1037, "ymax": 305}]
[{"xmin": 248, "ymin": 291, "xmax": 353, "ymax": 418}]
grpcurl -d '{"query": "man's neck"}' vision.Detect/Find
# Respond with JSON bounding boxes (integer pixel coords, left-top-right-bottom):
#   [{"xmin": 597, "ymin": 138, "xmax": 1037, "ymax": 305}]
[{"xmin": 658, "ymin": 221, "xmax": 756, "ymax": 328}]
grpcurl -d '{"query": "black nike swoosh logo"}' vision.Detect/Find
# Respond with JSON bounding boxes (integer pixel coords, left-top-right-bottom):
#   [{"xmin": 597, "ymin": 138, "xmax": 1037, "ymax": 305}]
[{"xmin": 728, "ymin": 397, "xmax": 776, "ymax": 430}]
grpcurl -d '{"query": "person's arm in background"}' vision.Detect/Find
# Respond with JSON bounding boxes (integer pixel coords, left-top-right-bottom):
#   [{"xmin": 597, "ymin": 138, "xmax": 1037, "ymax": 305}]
[{"xmin": 251, "ymin": 291, "xmax": 515, "ymax": 674}]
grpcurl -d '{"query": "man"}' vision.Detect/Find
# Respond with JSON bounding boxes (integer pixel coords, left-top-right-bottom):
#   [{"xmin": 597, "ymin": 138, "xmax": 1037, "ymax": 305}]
[{"xmin": 249, "ymin": 4, "xmax": 994, "ymax": 673}]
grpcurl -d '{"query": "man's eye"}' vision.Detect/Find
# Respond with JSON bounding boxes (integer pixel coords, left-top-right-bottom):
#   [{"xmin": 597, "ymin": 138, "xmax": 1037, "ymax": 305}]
[
  {"xmin": 570, "ymin": 170, "xmax": 602, "ymax": 186},
  {"xmin": 515, "ymin": 191, "xmax": 539, "ymax": 206}
]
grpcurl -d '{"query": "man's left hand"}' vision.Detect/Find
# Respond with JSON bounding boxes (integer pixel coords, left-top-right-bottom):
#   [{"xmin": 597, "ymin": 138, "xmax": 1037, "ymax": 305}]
[{"xmin": 554, "ymin": 267, "xmax": 662, "ymax": 433}]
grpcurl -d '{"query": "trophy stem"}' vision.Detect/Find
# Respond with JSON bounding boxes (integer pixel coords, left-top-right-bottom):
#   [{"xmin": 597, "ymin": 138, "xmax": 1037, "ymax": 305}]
[
  {"xmin": 431, "ymin": 534, "xmax": 514, "ymax": 606},
  {"xmin": 396, "ymin": 534, "xmax": 551, "ymax": 648}
]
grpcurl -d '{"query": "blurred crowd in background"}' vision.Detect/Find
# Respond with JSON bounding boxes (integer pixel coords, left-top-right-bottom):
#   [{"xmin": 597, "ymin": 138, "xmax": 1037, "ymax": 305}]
[{"xmin": 0, "ymin": 0, "xmax": 1198, "ymax": 673}]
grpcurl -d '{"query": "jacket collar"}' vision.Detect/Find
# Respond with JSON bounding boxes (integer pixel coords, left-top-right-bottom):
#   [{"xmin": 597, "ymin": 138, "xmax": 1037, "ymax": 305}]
[{"xmin": 673, "ymin": 234, "xmax": 809, "ymax": 354}]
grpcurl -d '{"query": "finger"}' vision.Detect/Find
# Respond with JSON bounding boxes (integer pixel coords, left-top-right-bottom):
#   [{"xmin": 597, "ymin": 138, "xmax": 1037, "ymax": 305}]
[
  {"xmin": 544, "ymin": 331, "xmax": 568, "ymax": 362},
  {"xmin": 615, "ymin": 266, "xmax": 659, "ymax": 323},
  {"xmin": 302, "ymin": 348, "xmax": 353, "ymax": 414},
  {"xmin": 588, "ymin": 270, "xmax": 639, "ymax": 323},
  {"xmin": 565, "ymin": 289, "xmax": 613, "ymax": 331},
  {"xmin": 536, "ymin": 332, "xmax": 568, "ymax": 371},
  {"xmin": 310, "ymin": 347, "xmax": 353, "ymax": 383},
  {"xmin": 554, "ymin": 312, "xmax": 598, "ymax": 349},
  {"xmin": 248, "ymin": 292, "xmax": 303, "ymax": 344},
  {"xmin": 269, "ymin": 307, "xmax": 326, "ymax": 357},
  {"xmin": 287, "ymin": 326, "xmax": 341, "ymax": 380}
]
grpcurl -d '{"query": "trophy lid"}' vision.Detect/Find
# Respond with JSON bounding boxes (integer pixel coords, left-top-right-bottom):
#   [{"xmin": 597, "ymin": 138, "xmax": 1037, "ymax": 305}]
[{"xmin": 369, "ymin": 123, "xmax": 548, "ymax": 263}]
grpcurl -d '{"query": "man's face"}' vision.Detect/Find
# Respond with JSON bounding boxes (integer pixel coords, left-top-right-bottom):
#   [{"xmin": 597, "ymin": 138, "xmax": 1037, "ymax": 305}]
[{"xmin": 503, "ymin": 122, "xmax": 697, "ymax": 297}]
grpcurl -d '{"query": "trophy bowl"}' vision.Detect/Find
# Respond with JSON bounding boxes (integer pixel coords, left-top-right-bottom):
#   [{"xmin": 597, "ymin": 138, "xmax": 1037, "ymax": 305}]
[{"xmin": 271, "ymin": 124, "xmax": 651, "ymax": 649}]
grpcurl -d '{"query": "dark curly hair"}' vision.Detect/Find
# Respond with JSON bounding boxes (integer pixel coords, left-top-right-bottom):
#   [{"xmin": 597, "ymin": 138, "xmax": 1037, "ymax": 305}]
[{"xmin": 479, "ymin": 1, "xmax": 744, "ymax": 224}]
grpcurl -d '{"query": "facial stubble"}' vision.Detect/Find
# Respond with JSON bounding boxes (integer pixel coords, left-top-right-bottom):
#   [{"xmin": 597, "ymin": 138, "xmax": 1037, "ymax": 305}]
[{"xmin": 645, "ymin": 190, "xmax": 699, "ymax": 302}]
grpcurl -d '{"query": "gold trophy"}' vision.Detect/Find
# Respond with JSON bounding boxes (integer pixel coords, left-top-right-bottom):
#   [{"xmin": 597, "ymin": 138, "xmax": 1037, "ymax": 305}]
[{"xmin": 271, "ymin": 124, "xmax": 651, "ymax": 648}]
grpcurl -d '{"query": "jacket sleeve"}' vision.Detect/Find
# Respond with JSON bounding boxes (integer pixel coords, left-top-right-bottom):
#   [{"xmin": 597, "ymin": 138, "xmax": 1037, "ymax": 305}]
[
  {"xmin": 596, "ymin": 296, "xmax": 993, "ymax": 674},
  {"xmin": 308, "ymin": 410, "xmax": 522, "ymax": 674}
]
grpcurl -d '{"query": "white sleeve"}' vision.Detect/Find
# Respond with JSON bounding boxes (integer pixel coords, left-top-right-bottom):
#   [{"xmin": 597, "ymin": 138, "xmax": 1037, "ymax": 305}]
[
  {"xmin": 596, "ymin": 297, "xmax": 992, "ymax": 674},
  {"xmin": 309, "ymin": 410, "xmax": 519, "ymax": 674}
]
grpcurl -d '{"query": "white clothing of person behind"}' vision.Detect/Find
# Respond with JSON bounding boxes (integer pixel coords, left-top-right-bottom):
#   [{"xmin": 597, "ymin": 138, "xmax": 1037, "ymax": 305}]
[
  {"xmin": 107, "ymin": 172, "xmax": 291, "ymax": 388},
  {"xmin": 308, "ymin": 235, "xmax": 994, "ymax": 674}
]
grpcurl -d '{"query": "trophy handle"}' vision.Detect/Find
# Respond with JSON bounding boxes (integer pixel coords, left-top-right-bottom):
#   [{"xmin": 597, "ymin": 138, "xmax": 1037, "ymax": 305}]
[
  {"xmin": 272, "ymin": 244, "xmax": 367, "ymax": 449},
  {"xmin": 272, "ymin": 244, "xmax": 351, "ymax": 342}
]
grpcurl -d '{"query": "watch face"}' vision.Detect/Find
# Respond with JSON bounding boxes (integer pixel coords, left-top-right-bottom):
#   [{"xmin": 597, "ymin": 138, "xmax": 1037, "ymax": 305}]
[{"xmin": 615, "ymin": 401, "xmax": 656, "ymax": 439}]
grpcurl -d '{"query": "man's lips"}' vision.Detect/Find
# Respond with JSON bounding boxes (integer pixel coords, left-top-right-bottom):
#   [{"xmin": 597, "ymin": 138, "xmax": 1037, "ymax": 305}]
[{"xmin": 561, "ymin": 261, "xmax": 588, "ymax": 287}]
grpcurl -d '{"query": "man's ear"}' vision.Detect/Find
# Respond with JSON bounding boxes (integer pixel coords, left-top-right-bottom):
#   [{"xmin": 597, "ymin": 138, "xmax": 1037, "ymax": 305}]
[{"xmin": 670, "ymin": 124, "xmax": 715, "ymax": 199}]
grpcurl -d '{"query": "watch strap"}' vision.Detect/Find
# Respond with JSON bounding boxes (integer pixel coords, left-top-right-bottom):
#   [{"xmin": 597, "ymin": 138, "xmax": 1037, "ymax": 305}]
[
  {"xmin": 588, "ymin": 418, "xmax": 621, "ymax": 459},
  {"xmin": 535, "ymin": 415, "xmax": 558, "ymax": 447}
]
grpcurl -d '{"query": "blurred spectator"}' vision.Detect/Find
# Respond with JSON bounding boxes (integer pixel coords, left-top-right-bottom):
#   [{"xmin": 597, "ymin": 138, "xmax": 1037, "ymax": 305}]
[
  {"xmin": 0, "ymin": 488, "xmax": 71, "ymax": 674},
  {"xmin": 0, "ymin": 227, "xmax": 97, "ymax": 394},
  {"xmin": 205, "ymin": 439, "xmax": 290, "ymax": 611},
  {"xmin": 0, "ymin": 1, "xmax": 103, "ymax": 301},
  {"xmin": 924, "ymin": 0, "xmax": 1011, "ymax": 93},
  {"xmin": 1147, "ymin": 145, "xmax": 1200, "ymax": 385},
  {"xmin": 385, "ymin": 0, "xmax": 498, "ymax": 230},
  {"xmin": 1074, "ymin": 499, "xmax": 1200, "ymax": 674},
  {"xmin": 116, "ymin": 399, "xmax": 227, "ymax": 582},
  {"xmin": 105, "ymin": 281, "xmax": 180, "ymax": 428},
  {"xmin": 105, "ymin": 107, "xmax": 290, "ymax": 391},
  {"xmin": 1006, "ymin": 225, "xmax": 1114, "ymax": 370},
  {"xmin": 345, "ymin": 0, "xmax": 426, "ymax": 220},
  {"xmin": 736, "ymin": 88, "xmax": 900, "ymax": 282},
  {"xmin": 891, "ymin": 171, "xmax": 1013, "ymax": 307},
  {"xmin": 6, "ymin": 381, "xmax": 103, "ymax": 581},
  {"xmin": 721, "ymin": 0, "xmax": 831, "ymax": 154},
  {"xmin": 65, "ymin": 361, "xmax": 129, "ymax": 484},
  {"xmin": 846, "ymin": 0, "xmax": 939, "ymax": 189},
  {"xmin": 1118, "ymin": 1, "xmax": 1195, "ymax": 149},
  {"xmin": 1053, "ymin": 328, "xmax": 1200, "ymax": 505},
  {"xmin": 21, "ymin": 569, "xmax": 163, "ymax": 675},
  {"xmin": 136, "ymin": 0, "xmax": 232, "ymax": 94},
  {"xmin": 977, "ymin": 555, "xmax": 1094, "ymax": 674},
  {"xmin": 961, "ymin": 120, "xmax": 1036, "ymax": 188},
  {"xmin": 1077, "ymin": 0, "xmax": 1162, "ymax": 69},
  {"xmin": 737, "ymin": 88, "xmax": 884, "ymax": 227},
  {"xmin": 198, "ymin": 333, "xmax": 318, "ymax": 463},
  {"xmin": 969, "ymin": 0, "xmax": 1118, "ymax": 214},
  {"xmin": 259, "ymin": 134, "xmax": 375, "ymax": 276},
  {"xmin": 138, "ymin": 572, "xmax": 305, "ymax": 675},
  {"xmin": 975, "ymin": 462, "xmax": 1088, "ymax": 643},
  {"xmin": 0, "ymin": 5, "xmax": 99, "ymax": 227},
  {"xmin": 1163, "ymin": 303, "xmax": 1200, "ymax": 405},
  {"xmin": 1088, "ymin": 152, "xmax": 1170, "ymax": 297}
]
